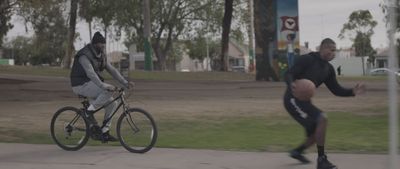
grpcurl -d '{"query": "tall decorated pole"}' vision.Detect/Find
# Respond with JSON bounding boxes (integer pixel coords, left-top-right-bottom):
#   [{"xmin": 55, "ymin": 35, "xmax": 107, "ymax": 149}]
[
  {"xmin": 143, "ymin": 0, "xmax": 153, "ymax": 71},
  {"xmin": 276, "ymin": 0, "xmax": 299, "ymax": 75},
  {"xmin": 254, "ymin": 0, "xmax": 299, "ymax": 81}
]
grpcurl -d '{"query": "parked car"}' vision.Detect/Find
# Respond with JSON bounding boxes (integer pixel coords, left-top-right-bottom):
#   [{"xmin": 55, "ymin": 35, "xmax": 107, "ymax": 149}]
[{"xmin": 369, "ymin": 68, "xmax": 400, "ymax": 76}]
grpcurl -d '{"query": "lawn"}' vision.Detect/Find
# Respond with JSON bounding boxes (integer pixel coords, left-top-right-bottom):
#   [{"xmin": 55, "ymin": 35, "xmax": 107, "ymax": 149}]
[
  {"xmin": 1, "ymin": 112, "xmax": 394, "ymax": 153},
  {"xmin": 0, "ymin": 65, "xmax": 397, "ymax": 153},
  {"xmin": 0, "ymin": 65, "xmax": 255, "ymax": 81}
]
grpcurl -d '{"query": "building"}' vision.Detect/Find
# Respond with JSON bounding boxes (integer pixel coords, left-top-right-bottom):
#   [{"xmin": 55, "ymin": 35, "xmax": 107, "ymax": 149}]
[
  {"xmin": 375, "ymin": 48, "xmax": 388, "ymax": 68},
  {"xmin": 227, "ymin": 39, "xmax": 249, "ymax": 72},
  {"xmin": 317, "ymin": 47, "xmax": 369, "ymax": 76},
  {"xmin": 109, "ymin": 39, "xmax": 252, "ymax": 72},
  {"xmin": 330, "ymin": 56, "xmax": 369, "ymax": 76},
  {"xmin": 177, "ymin": 39, "xmax": 251, "ymax": 72}
]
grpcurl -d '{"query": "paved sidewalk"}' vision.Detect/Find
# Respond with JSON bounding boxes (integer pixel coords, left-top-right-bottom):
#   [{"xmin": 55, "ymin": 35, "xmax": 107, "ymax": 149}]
[{"xmin": 0, "ymin": 143, "xmax": 397, "ymax": 169}]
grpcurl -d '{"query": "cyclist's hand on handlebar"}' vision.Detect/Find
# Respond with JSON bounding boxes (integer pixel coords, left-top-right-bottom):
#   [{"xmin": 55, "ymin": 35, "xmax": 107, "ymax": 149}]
[
  {"xmin": 123, "ymin": 82, "xmax": 135, "ymax": 90},
  {"xmin": 127, "ymin": 82, "xmax": 135, "ymax": 89},
  {"xmin": 104, "ymin": 84, "xmax": 117, "ymax": 91}
]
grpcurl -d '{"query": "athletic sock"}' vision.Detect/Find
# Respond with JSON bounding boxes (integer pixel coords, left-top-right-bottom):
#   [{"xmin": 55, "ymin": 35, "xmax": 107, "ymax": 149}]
[
  {"xmin": 87, "ymin": 105, "xmax": 96, "ymax": 111},
  {"xmin": 317, "ymin": 145, "xmax": 325, "ymax": 157}
]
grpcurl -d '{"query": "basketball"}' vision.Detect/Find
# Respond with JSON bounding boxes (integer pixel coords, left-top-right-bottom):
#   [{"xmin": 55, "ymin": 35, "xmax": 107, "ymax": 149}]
[{"xmin": 292, "ymin": 79, "xmax": 316, "ymax": 101}]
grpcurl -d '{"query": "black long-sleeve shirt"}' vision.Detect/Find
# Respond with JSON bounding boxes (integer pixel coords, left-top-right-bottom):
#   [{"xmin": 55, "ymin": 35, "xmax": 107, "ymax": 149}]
[{"xmin": 284, "ymin": 52, "xmax": 354, "ymax": 97}]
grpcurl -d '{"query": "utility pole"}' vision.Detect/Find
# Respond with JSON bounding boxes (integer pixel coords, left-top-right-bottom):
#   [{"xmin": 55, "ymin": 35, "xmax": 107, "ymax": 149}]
[
  {"xmin": 143, "ymin": 0, "xmax": 153, "ymax": 71},
  {"xmin": 387, "ymin": 1, "xmax": 399, "ymax": 169}
]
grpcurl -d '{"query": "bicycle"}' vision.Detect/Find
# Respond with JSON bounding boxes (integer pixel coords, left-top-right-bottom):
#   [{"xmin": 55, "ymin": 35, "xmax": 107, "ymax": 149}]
[{"xmin": 50, "ymin": 87, "xmax": 158, "ymax": 153}]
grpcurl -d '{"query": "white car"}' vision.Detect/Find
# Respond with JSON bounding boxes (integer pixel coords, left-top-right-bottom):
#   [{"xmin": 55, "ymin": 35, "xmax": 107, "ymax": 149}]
[{"xmin": 369, "ymin": 68, "xmax": 400, "ymax": 76}]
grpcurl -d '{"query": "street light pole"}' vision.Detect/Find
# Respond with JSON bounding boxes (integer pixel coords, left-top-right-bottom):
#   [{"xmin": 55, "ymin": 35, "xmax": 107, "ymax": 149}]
[
  {"xmin": 387, "ymin": 1, "xmax": 399, "ymax": 169},
  {"xmin": 143, "ymin": 0, "xmax": 153, "ymax": 71}
]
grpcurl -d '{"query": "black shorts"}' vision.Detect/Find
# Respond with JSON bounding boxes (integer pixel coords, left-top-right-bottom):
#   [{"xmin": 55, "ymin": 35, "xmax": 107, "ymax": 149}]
[{"xmin": 283, "ymin": 89, "xmax": 323, "ymax": 137}]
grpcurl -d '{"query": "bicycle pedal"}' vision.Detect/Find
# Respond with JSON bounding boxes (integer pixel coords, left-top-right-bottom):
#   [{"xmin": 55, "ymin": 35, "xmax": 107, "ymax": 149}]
[
  {"xmin": 100, "ymin": 136, "xmax": 109, "ymax": 143},
  {"xmin": 89, "ymin": 125, "xmax": 102, "ymax": 140}
]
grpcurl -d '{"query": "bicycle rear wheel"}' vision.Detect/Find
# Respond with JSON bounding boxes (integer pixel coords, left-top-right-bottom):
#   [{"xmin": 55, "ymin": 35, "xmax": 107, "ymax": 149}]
[
  {"xmin": 50, "ymin": 106, "xmax": 89, "ymax": 151},
  {"xmin": 117, "ymin": 108, "xmax": 157, "ymax": 153}
]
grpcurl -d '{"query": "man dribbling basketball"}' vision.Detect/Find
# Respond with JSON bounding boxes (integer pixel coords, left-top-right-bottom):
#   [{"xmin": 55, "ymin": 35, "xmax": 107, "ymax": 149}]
[{"xmin": 283, "ymin": 38, "xmax": 366, "ymax": 169}]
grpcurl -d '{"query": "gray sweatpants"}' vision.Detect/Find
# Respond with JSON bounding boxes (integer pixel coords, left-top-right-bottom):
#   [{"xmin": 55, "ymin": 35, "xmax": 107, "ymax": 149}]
[{"xmin": 72, "ymin": 81, "xmax": 117, "ymax": 132}]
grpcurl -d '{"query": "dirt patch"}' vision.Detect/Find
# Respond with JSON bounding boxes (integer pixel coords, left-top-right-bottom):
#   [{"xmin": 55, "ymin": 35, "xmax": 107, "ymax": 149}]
[{"xmin": 0, "ymin": 78, "xmax": 36, "ymax": 84}]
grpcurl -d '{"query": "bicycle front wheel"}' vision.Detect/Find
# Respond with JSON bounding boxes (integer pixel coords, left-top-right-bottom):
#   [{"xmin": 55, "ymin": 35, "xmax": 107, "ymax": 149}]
[
  {"xmin": 50, "ymin": 106, "xmax": 89, "ymax": 151},
  {"xmin": 117, "ymin": 108, "xmax": 157, "ymax": 153}
]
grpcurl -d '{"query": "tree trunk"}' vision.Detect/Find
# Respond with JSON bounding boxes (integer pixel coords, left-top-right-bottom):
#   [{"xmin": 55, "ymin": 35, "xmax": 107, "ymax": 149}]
[
  {"xmin": 253, "ymin": 0, "xmax": 279, "ymax": 81},
  {"xmin": 220, "ymin": 0, "xmax": 233, "ymax": 71},
  {"xmin": 247, "ymin": 0, "xmax": 255, "ymax": 73},
  {"xmin": 160, "ymin": 26, "xmax": 175, "ymax": 71},
  {"xmin": 88, "ymin": 21, "xmax": 92, "ymax": 40},
  {"xmin": 152, "ymin": 41, "xmax": 163, "ymax": 70},
  {"xmin": 62, "ymin": 0, "xmax": 78, "ymax": 69}
]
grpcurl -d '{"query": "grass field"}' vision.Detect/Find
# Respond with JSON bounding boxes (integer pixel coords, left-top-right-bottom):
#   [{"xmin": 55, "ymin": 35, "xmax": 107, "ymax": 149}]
[
  {"xmin": 0, "ymin": 65, "xmax": 387, "ymax": 82},
  {"xmin": 0, "ymin": 65, "xmax": 255, "ymax": 81},
  {"xmin": 0, "ymin": 65, "xmax": 397, "ymax": 153},
  {"xmin": 0, "ymin": 112, "xmax": 391, "ymax": 153}
]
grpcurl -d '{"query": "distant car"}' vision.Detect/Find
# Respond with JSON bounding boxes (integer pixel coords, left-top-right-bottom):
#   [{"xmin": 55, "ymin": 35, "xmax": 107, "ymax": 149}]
[
  {"xmin": 369, "ymin": 68, "xmax": 400, "ymax": 76},
  {"xmin": 181, "ymin": 69, "xmax": 190, "ymax": 72}
]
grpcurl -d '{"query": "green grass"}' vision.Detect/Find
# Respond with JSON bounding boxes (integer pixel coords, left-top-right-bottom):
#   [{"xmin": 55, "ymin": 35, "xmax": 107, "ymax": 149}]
[
  {"xmin": 0, "ymin": 65, "xmax": 255, "ymax": 81},
  {"xmin": 0, "ymin": 65, "xmax": 70, "ymax": 77},
  {"xmin": 1, "ymin": 65, "xmax": 389, "ymax": 82},
  {"xmin": 154, "ymin": 112, "xmax": 395, "ymax": 153},
  {"xmin": 0, "ymin": 112, "xmax": 396, "ymax": 153},
  {"xmin": 129, "ymin": 71, "xmax": 255, "ymax": 81}
]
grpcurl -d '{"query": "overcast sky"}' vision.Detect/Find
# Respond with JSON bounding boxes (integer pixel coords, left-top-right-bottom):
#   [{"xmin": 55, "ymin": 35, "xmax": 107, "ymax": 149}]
[
  {"xmin": 299, "ymin": 0, "xmax": 387, "ymax": 50},
  {"xmin": 6, "ymin": 0, "xmax": 388, "ymax": 52}
]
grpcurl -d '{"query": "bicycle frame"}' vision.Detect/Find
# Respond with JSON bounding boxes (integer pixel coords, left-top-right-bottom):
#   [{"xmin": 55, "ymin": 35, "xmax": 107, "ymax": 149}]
[{"xmin": 80, "ymin": 89, "xmax": 129, "ymax": 129}]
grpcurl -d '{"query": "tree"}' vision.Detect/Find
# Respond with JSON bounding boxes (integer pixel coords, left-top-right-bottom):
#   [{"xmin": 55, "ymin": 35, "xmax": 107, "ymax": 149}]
[
  {"xmin": 114, "ymin": 0, "xmax": 216, "ymax": 71},
  {"xmin": 338, "ymin": 10, "xmax": 377, "ymax": 75},
  {"xmin": 113, "ymin": 0, "xmax": 145, "ymax": 52},
  {"xmin": 220, "ymin": 0, "xmax": 233, "ymax": 71},
  {"xmin": 0, "ymin": 0, "xmax": 17, "ymax": 48},
  {"xmin": 167, "ymin": 42, "xmax": 184, "ymax": 71},
  {"xmin": 90, "ymin": 0, "xmax": 117, "ymax": 42},
  {"xmin": 186, "ymin": 35, "xmax": 221, "ymax": 62},
  {"xmin": 17, "ymin": 0, "xmax": 68, "ymax": 65},
  {"xmin": 78, "ymin": 0, "xmax": 95, "ymax": 40},
  {"xmin": 253, "ymin": 0, "xmax": 279, "ymax": 81},
  {"xmin": 62, "ymin": 0, "xmax": 78, "ymax": 69},
  {"xmin": 3, "ymin": 36, "xmax": 33, "ymax": 65}
]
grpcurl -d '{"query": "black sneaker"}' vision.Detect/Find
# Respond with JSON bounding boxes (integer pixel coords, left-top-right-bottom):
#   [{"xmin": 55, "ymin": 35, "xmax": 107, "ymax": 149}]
[
  {"xmin": 101, "ymin": 131, "xmax": 118, "ymax": 142},
  {"xmin": 89, "ymin": 125, "xmax": 102, "ymax": 140},
  {"xmin": 289, "ymin": 150, "xmax": 311, "ymax": 164},
  {"xmin": 84, "ymin": 110, "xmax": 98, "ymax": 125},
  {"xmin": 317, "ymin": 155, "xmax": 337, "ymax": 169}
]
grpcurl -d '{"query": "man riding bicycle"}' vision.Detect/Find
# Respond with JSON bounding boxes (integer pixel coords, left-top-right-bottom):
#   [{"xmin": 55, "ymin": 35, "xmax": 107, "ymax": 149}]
[{"xmin": 70, "ymin": 31, "xmax": 133, "ymax": 142}]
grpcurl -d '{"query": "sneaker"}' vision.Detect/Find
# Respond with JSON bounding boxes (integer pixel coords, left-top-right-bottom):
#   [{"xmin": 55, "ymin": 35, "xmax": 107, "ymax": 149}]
[
  {"xmin": 317, "ymin": 155, "xmax": 337, "ymax": 169},
  {"xmin": 89, "ymin": 125, "xmax": 102, "ymax": 140},
  {"xmin": 289, "ymin": 150, "xmax": 311, "ymax": 164},
  {"xmin": 101, "ymin": 131, "xmax": 118, "ymax": 142},
  {"xmin": 85, "ymin": 110, "xmax": 98, "ymax": 125}
]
